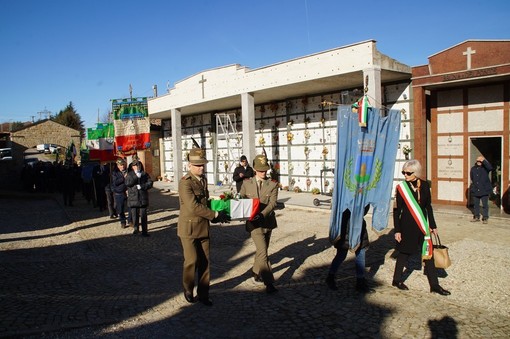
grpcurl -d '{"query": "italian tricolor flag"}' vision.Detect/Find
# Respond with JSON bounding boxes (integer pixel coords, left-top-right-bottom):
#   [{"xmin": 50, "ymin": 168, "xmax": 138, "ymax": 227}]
[
  {"xmin": 210, "ymin": 198, "xmax": 260, "ymax": 220},
  {"xmin": 113, "ymin": 102, "xmax": 151, "ymax": 155},
  {"xmin": 86, "ymin": 123, "xmax": 116, "ymax": 161},
  {"xmin": 357, "ymin": 95, "xmax": 370, "ymax": 127}
]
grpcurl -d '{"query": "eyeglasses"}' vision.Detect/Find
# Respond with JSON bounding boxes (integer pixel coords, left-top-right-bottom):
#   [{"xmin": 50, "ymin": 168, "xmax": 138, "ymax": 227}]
[{"xmin": 402, "ymin": 171, "xmax": 414, "ymax": 176}]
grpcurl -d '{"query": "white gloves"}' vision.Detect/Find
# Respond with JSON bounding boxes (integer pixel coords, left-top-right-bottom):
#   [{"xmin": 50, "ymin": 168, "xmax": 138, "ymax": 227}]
[{"xmin": 136, "ymin": 184, "xmax": 141, "ymax": 190}]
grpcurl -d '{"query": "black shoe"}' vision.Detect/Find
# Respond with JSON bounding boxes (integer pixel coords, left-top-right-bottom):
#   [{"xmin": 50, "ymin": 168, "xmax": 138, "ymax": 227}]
[
  {"xmin": 325, "ymin": 274, "xmax": 338, "ymax": 290},
  {"xmin": 133, "ymin": 229, "xmax": 139, "ymax": 235},
  {"xmin": 470, "ymin": 217, "xmax": 480, "ymax": 222},
  {"xmin": 266, "ymin": 284, "xmax": 278, "ymax": 294},
  {"xmin": 141, "ymin": 233, "xmax": 150, "ymax": 237},
  {"xmin": 121, "ymin": 223, "xmax": 127, "ymax": 229},
  {"xmin": 252, "ymin": 272, "xmax": 263, "ymax": 284},
  {"xmin": 356, "ymin": 278, "xmax": 375, "ymax": 294},
  {"xmin": 430, "ymin": 285, "xmax": 451, "ymax": 296},
  {"xmin": 199, "ymin": 297, "xmax": 213, "ymax": 306},
  {"xmin": 184, "ymin": 291, "xmax": 195, "ymax": 303},
  {"xmin": 392, "ymin": 281, "xmax": 409, "ymax": 290}
]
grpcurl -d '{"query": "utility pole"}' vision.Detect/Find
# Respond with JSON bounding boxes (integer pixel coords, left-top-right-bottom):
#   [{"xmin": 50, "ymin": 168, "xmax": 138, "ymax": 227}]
[{"xmin": 37, "ymin": 108, "xmax": 51, "ymax": 120}]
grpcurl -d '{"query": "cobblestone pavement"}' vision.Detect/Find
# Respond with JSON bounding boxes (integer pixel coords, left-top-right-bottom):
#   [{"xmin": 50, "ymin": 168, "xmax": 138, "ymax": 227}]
[{"xmin": 1, "ymin": 183, "xmax": 509, "ymax": 338}]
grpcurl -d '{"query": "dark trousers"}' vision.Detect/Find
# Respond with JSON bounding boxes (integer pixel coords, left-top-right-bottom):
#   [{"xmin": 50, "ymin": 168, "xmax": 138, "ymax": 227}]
[
  {"xmin": 131, "ymin": 206, "xmax": 148, "ymax": 233},
  {"xmin": 473, "ymin": 195, "xmax": 489, "ymax": 220},
  {"xmin": 180, "ymin": 237, "xmax": 210, "ymax": 299},
  {"xmin": 105, "ymin": 190, "xmax": 116, "ymax": 217},
  {"xmin": 114, "ymin": 194, "xmax": 131, "ymax": 226},
  {"xmin": 393, "ymin": 252, "xmax": 439, "ymax": 288}
]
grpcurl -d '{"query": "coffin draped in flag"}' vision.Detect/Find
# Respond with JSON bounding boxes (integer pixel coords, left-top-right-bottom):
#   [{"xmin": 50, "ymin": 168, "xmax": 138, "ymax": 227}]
[
  {"xmin": 86, "ymin": 123, "xmax": 116, "ymax": 161},
  {"xmin": 112, "ymin": 97, "xmax": 150, "ymax": 155},
  {"xmin": 210, "ymin": 198, "xmax": 260, "ymax": 220},
  {"xmin": 329, "ymin": 105, "xmax": 401, "ymax": 250}
]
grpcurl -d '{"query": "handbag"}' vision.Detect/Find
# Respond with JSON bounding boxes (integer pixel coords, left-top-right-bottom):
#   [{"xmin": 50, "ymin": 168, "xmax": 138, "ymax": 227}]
[{"xmin": 432, "ymin": 233, "xmax": 451, "ymax": 269}]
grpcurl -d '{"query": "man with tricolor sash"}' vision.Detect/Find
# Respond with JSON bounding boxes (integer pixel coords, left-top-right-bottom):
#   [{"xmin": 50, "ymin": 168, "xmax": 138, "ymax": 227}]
[{"xmin": 392, "ymin": 160, "xmax": 451, "ymax": 296}]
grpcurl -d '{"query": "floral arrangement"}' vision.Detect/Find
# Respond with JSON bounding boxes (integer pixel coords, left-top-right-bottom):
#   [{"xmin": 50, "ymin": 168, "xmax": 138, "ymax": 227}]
[
  {"xmin": 324, "ymin": 180, "xmax": 330, "ymax": 187},
  {"xmin": 219, "ymin": 191, "xmax": 234, "ymax": 200},
  {"xmin": 304, "ymin": 146, "xmax": 311, "ymax": 157},
  {"xmin": 304, "ymin": 116, "xmax": 311, "ymax": 124},
  {"xmin": 287, "ymin": 119, "xmax": 294, "ymax": 126},
  {"xmin": 288, "ymin": 163, "xmax": 294, "ymax": 172},
  {"xmin": 304, "ymin": 162, "xmax": 310, "ymax": 172},
  {"xmin": 259, "ymin": 136, "xmax": 266, "ymax": 146},
  {"xmin": 304, "ymin": 130, "xmax": 311, "ymax": 140},
  {"xmin": 311, "ymin": 187, "xmax": 320, "ymax": 194},
  {"xmin": 306, "ymin": 178, "xmax": 311, "ymax": 187},
  {"xmin": 287, "ymin": 132, "xmax": 294, "ymax": 142},
  {"xmin": 402, "ymin": 145, "xmax": 412, "ymax": 155},
  {"xmin": 322, "ymin": 147, "xmax": 329, "ymax": 158},
  {"xmin": 293, "ymin": 186, "xmax": 302, "ymax": 193}
]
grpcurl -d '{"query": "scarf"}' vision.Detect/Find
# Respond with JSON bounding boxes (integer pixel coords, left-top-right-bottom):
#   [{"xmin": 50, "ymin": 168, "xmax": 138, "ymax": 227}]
[{"xmin": 396, "ymin": 180, "xmax": 433, "ymax": 260}]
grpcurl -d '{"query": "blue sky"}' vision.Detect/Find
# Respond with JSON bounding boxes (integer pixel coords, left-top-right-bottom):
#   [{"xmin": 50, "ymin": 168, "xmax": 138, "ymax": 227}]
[{"xmin": 1, "ymin": 0, "xmax": 509, "ymax": 128}]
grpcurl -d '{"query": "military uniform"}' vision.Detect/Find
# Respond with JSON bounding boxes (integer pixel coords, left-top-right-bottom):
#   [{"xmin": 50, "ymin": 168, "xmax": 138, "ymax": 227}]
[
  {"xmin": 239, "ymin": 154, "xmax": 279, "ymax": 292},
  {"xmin": 177, "ymin": 147, "xmax": 218, "ymax": 305}
]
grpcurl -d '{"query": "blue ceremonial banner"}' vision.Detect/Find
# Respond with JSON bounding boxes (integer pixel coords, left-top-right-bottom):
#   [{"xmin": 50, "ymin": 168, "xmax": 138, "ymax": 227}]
[{"xmin": 329, "ymin": 105, "xmax": 401, "ymax": 250}]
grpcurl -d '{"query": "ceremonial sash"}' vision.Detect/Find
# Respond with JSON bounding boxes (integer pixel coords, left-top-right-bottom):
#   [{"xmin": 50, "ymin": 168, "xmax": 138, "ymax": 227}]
[{"xmin": 396, "ymin": 181, "xmax": 433, "ymax": 260}]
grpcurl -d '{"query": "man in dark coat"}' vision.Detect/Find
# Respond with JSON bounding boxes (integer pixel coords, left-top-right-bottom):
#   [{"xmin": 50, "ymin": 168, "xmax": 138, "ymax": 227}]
[
  {"xmin": 232, "ymin": 155, "xmax": 254, "ymax": 193},
  {"xmin": 125, "ymin": 160, "xmax": 153, "ymax": 236},
  {"xmin": 111, "ymin": 158, "xmax": 132, "ymax": 228},
  {"xmin": 470, "ymin": 156, "xmax": 493, "ymax": 224}
]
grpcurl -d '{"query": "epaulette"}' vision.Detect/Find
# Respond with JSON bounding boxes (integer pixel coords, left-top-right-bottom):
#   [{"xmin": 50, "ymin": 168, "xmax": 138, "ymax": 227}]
[{"xmin": 182, "ymin": 173, "xmax": 192, "ymax": 180}]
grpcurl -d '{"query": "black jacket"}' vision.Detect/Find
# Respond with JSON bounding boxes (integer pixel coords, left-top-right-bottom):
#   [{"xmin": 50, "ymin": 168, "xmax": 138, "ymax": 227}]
[
  {"xmin": 111, "ymin": 168, "xmax": 128, "ymax": 195},
  {"xmin": 233, "ymin": 164, "xmax": 254, "ymax": 192},
  {"xmin": 125, "ymin": 171, "xmax": 153, "ymax": 207},
  {"xmin": 470, "ymin": 159, "xmax": 493, "ymax": 197}
]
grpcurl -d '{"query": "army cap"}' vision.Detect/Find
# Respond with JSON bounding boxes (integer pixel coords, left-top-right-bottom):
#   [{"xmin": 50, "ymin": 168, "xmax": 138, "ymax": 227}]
[
  {"xmin": 116, "ymin": 158, "xmax": 127, "ymax": 165},
  {"xmin": 188, "ymin": 148, "xmax": 208, "ymax": 165},
  {"xmin": 253, "ymin": 154, "xmax": 270, "ymax": 171}
]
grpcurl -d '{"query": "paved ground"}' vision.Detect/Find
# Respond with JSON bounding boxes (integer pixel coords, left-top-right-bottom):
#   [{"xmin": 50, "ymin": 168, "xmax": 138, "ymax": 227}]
[{"xmin": 1, "ymin": 182, "xmax": 509, "ymax": 338}]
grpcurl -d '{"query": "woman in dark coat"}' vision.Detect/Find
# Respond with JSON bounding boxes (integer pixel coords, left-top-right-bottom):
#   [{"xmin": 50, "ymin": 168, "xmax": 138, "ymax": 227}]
[
  {"xmin": 125, "ymin": 160, "xmax": 153, "ymax": 236},
  {"xmin": 392, "ymin": 159, "xmax": 450, "ymax": 296}
]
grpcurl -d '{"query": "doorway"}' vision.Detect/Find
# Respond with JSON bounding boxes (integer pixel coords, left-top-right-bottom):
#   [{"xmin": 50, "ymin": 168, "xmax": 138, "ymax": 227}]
[{"xmin": 469, "ymin": 137, "xmax": 502, "ymax": 210}]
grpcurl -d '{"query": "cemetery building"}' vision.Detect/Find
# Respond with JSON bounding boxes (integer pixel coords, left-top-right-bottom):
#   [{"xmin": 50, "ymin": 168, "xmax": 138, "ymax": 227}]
[
  {"xmin": 148, "ymin": 40, "xmax": 412, "ymax": 194},
  {"xmin": 412, "ymin": 40, "xmax": 510, "ymax": 209}
]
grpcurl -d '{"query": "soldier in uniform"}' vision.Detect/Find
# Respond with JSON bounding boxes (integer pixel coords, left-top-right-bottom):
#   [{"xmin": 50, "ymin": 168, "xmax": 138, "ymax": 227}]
[
  {"xmin": 178, "ymin": 147, "xmax": 230, "ymax": 306},
  {"xmin": 239, "ymin": 154, "xmax": 279, "ymax": 294}
]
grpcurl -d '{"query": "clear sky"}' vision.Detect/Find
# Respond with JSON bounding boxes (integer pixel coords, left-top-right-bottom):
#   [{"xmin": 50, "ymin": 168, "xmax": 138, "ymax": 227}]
[{"xmin": 1, "ymin": 0, "xmax": 509, "ymax": 128}]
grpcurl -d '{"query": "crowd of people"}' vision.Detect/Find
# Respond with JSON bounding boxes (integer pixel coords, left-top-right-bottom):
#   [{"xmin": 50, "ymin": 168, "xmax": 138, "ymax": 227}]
[
  {"xmin": 25, "ymin": 151, "xmax": 493, "ymax": 306},
  {"xmin": 20, "ymin": 157, "xmax": 153, "ymax": 236}
]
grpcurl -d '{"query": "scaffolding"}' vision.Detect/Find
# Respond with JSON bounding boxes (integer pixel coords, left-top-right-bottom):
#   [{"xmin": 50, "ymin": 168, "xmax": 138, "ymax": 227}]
[{"xmin": 214, "ymin": 112, "xmax": 242, "ymax": 187}]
